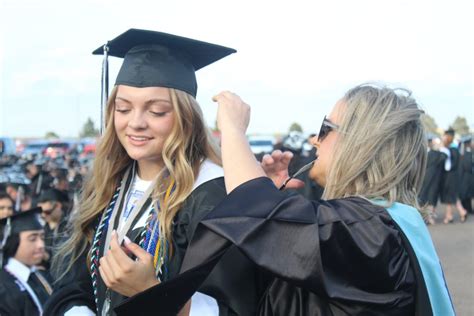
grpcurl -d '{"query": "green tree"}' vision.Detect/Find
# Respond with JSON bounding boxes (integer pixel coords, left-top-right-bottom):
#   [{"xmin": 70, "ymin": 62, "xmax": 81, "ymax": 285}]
[
  {"xmin": 80, "ymin": 118, "xmax": 100, "ymax": 138},
  {"xmin": 289, "ymin": 122, "xmax": 303, "ymax": 133},
  {"xmin": 451, "ymin": 116, "xmax": 470, "ymax": 135},
  {"xmin": 45, "ymin": 131, "xmax": 59, "ymax": 139},
  {"xmin": 421, "ymin": 114, "xmax": 439, "ymax": 136}
]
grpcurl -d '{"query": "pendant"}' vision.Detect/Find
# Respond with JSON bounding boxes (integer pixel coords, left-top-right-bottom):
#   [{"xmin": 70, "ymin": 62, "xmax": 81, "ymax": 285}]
[{"xmin": 101, "ymin": 289, "xmax": 112, "ymax": 316}]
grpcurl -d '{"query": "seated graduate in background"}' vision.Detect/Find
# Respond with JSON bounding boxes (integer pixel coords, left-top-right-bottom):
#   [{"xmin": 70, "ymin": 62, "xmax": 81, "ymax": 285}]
[
  {"xmin": 0, "ymin": 207, "xmax": 53, "ymax": 316},
  {"xmin": 115, "ymin": 84, "xmax": 455, "ymax": 316},
  {"xmin": 44, "ymin": 29, "xmax": 259, "ymax": 316}
]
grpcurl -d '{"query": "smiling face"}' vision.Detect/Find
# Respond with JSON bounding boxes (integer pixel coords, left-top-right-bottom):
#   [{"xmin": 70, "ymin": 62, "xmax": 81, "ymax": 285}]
[
  {"xmin": 309, "ymin": 100, "xmax": 345, "ymax": 187},
  {"xmin": 114, "ymin": 85, "xmax": 176, "ymax": 178}
]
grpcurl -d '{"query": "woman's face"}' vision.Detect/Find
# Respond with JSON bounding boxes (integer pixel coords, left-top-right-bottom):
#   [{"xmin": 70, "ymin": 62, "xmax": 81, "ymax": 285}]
[
  {"xmin": 114, "ymin": 85, "xmax": 175, "ymax": 173},
  {"xmin": 309, "ymin": 100, "xmax": 345, "ymax": 187}
]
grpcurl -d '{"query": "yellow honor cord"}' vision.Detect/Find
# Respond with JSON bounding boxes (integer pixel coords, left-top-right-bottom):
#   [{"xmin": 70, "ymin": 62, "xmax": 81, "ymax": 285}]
[{"xmin": 152, "ymin": 178, "xmax": 174, "ymax": 269}]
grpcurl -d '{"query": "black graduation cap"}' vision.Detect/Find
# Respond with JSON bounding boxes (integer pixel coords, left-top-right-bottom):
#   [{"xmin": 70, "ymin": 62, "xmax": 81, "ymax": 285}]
[
  {"xmin": 0, "ymin": 207, "xmax": 43, "ymax": 235},
  {"xmin": 38, "ymin": 188, "xmax": 69, "ymax": 204},
  {"xmin": 0, "ymin": 207, "xmax": 43, "ymax": 266},
  {"xmin": 93, "ymin": 28, "xmax": 237, "ymax": 98},
  {"xmin": 444, "ymin": 127, "xmax": 455, "ymax": 136}
]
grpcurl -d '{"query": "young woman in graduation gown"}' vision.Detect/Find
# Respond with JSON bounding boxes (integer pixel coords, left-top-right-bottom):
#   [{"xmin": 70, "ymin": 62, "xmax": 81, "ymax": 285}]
[
  {"xmin": 43, "ymin": 29, "xmax": 259, "ymax": 316},
  {"xmin": 116, "ymin": 84, "xmax": 456, "ymax": 316}
]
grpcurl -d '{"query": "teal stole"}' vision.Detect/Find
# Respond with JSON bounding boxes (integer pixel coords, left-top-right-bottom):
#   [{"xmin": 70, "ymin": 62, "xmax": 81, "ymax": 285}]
[{"xmin": 375, "ymin": 201, "xmax": 456, "ymax": 315}]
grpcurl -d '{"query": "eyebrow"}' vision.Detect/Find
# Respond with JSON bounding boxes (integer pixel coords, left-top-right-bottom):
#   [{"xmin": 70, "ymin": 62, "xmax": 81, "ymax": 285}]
[
  {"xmin": 115, "ymin": 97, "xmax": 172, "ymax": 107},
  {"xmin": 26, "ymin": 232, "xmax": 44, "ymax": 238}
]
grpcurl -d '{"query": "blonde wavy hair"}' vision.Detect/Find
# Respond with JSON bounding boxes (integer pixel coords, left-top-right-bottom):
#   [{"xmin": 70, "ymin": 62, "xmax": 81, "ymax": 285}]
[
  {"xmin": 323, "ymin": 83, "xmax": 427, "ymax": 211},
  {"xmin": 53, "ymin": 86, "xmax": 221, "ymax": 279}
]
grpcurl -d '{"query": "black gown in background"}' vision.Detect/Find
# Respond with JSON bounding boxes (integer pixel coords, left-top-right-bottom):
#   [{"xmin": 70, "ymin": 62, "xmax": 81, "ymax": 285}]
[
  {"xmin": 419, "ymin": 150, "xmax": 446, "ymax": 207},
  {"xmin": 0, "ymin": 269, "xmax": 41, "ymax": 316},
  {"xmin": 459, "ymin": 149, "xmax": 473, "ymax": 213},
  {"xmin": 440, "ymin": 147, "xmax": 461, "ymax": 204},
  {"xmin": 44, "ymin": 177, "xmax": 259, "ymax": 316},
  {"xmin": 115, "ymin": 177, "xmax": 433, "ymax": 316}
]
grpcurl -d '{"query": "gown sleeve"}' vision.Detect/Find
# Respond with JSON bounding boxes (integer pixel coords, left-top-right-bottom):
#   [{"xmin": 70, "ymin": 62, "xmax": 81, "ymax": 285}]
[
  {"xmin": 171, "ymin": 177, "xmax": 262, "ymax": 316},
  {"xmin": 43, "ymin": 245, "xmax": 96, "ymax": 316},
  {"xmin": 116, "ymin": 177, "xmax": 416, "ymax": 315}
]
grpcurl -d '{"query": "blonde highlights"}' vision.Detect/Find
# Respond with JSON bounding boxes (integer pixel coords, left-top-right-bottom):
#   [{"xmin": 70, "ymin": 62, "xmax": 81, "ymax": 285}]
[
  {"xmin": 53, "ymin": 86, "xmax": 221, "ymax": 280},
  {"xmin": 323, "ymin": 84, "xmax": 427, "ymax": 212}
]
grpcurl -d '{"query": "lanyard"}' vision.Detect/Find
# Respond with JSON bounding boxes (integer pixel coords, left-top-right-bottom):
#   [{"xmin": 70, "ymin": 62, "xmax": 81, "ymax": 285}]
[{"xmin": 103, "ymin": 164, "xmax": 159, "ymax": 255}]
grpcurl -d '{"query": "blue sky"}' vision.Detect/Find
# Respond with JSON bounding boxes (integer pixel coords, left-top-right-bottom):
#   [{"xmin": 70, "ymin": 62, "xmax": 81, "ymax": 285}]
[{"xmin": 1, "ymin": 0, "xmax": 473, "ymax": 138}]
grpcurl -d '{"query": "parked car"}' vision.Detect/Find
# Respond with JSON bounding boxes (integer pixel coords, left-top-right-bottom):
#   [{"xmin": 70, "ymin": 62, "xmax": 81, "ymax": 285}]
[
  {"xmin": 22, "ymin": 140, "xmax": 49, "ymax": 157},
  {"xmin": 0, "ymin": 137, "xmax": 17, "ymax": 156},
  {"xmin": 248, "ymin": 135, "xmax": 275, "ymax": 155},
  {"xmin": 43, "ymin": 141, "xmax": 73, "ymax": 158}
]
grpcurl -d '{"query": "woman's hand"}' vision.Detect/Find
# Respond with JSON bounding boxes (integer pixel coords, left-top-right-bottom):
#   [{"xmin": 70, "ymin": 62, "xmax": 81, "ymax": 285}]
[
  {"xmin": 99, "ymin": 231, "xmax": 159, "ymax": 297},
  {"xmin": 261, "ymin": 150, "xmax": 305, "ymax": 189},
  {"xmin": 212, "ymin": 91, "xmax": 250, "ymax": 135}
]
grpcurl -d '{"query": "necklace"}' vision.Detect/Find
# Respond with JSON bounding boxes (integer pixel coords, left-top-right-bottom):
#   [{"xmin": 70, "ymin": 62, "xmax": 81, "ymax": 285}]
[{"xmin": 90, "ymin": 166, "xmax": 174, "ymax": 314}]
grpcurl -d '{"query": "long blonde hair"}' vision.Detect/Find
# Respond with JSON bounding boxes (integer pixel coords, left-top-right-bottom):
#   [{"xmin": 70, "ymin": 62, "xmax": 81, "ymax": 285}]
[
  {"xmin": 323, "ymin": 83, "xmax": 427, "ymax": 211},
  {"xmin": 53, "ymin": 86, "xmax": 221, "ymax": 279}
]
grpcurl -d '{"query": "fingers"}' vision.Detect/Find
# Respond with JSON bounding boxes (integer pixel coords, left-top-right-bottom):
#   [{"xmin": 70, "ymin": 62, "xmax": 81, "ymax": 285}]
[
  {"xmin": 123, "ymin": 235, "xmax": 153, "ymax": 263},
  {"xmin": 261, "ymin": 154, "xmax": 274, "ymax": 166},
  {"xmin": 212, "ymin": 90, "xmax": 236, "ymax": 102},
  {"xmin": 99, "ymin": 255, "xmax": 115, "ymax": 288},
  {"xmin": 281, "ymin": 151, "xmax": 294, "ymax": 165},
  {"xmin": 109, "ymin": 231, "xmax": 134, "ymax": 266},
  {"xmin": 270, "ymin": 150, "xmax": 283, "ymax": 159}
]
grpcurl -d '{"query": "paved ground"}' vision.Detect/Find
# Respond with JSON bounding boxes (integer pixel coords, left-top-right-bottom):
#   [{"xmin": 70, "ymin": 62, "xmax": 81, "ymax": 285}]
[{"xmin": 428, "ymin": 206, "xmax": 473, "ymax": 316}]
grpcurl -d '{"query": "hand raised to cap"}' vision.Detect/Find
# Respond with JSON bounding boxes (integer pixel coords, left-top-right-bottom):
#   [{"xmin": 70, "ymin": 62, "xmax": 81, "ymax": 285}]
[{"xmin": 212, "ymin": 91, "xmax": 250, "ymax": 135}]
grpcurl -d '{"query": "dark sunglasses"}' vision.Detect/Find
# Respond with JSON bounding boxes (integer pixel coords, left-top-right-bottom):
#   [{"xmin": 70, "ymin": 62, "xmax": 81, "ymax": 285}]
[
  {"xmin": 40, "ymin": 202, "xmax": 57, "ymax": 215},
  {"xmin": 317, "ymin": 116, "xmax": 340, "ymax": 142}
]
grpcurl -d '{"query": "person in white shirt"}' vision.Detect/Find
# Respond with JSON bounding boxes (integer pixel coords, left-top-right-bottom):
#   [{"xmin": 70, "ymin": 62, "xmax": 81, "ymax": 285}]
[{"xmin": 0, "ymin": 207, "xmax": 52, "ymax": 316}]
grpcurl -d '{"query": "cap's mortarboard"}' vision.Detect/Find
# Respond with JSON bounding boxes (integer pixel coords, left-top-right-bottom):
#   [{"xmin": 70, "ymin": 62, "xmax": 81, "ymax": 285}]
[
  {"xmin": 38, "ymin": 188, "xmax": 69, "ymax": 204},
  {"xmin": 0, "ymin": 207, "xmax": 43, "ymax": 266},
  {"xmin": 93, "ymin": 29, "xmax": 236, "ymax": 98},
  {"xmin": 445, "ymin": 128, "xmax": 455, "ymax": 136},
  {"xmin": 0, "ymin": 207, "xmax": 43, "ymax": 235}
]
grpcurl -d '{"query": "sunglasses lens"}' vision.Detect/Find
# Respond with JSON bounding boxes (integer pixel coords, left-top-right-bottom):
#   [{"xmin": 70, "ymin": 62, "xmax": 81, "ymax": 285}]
[{"xmin": 318, "ymin": 125, "xmax": 329, "ymax": 142}]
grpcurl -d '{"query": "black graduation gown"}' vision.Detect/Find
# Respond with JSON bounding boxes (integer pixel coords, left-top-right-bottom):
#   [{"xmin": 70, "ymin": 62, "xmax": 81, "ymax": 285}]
[
  {"xmin": 419, "ymin": 150, "xmax": 446, "ymax": 206},
  {"xmin": 0, "ymin": 269, "xmax": 41, "ymax": 316},
  {"xmin": 115, "ymin": 177, "xmax": 442, "ymax": 316},
  {"xmin": 440, "ymin": 148, "xmax": 461, "ymax": 203},
  {"xmin": 44, "ymin": 177, "xmax": 258, "ymax": 316},
  {"xmin": 459, "ymin": 150, "xmax": 473, "ymax": 200}
]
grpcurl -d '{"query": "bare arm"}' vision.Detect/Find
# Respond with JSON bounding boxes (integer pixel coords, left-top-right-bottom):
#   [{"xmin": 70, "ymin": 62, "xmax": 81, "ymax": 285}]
[{"xmin": 213, "ymin": 91, "xmax": 265, "ymax": 193}]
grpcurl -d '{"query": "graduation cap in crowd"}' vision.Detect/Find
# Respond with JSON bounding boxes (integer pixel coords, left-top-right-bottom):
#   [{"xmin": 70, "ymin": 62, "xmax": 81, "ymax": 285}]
[
  {"xmin": 93, "ymin": 28, "xmax": 236, "ymax": 132},
  {"xmin": 0, "ymin": 207, "xmax": 43, "ymax": 266},
  {"xmin": 444, "ymin": 128, "xmax": 455, "ymax": 136},
  {"xmin": 38, "ymin": 188, "xmax": 69, "ymax": 204}
]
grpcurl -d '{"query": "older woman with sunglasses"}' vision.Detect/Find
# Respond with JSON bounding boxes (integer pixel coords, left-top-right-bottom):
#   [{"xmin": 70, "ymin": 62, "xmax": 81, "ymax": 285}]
[{"xmin": 115, "ymin": 84, "xmax": 455, "ymax": 316}]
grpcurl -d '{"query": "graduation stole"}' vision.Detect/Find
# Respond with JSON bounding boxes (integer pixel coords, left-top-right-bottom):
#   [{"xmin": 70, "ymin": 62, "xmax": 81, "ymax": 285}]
[{"xmin": 90, "ymin": 165, "xmax": 174, "ymax": 310}]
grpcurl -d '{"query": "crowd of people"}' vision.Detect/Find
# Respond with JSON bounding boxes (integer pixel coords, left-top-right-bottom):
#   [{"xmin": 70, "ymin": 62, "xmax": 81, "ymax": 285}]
[
  {"xmin": 0, "ymin": 28, "xmax": 471, "ymax": 316},
  {"xmin": 419, "ymin": 130, "xmax": 473, "ymax": 224}
]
